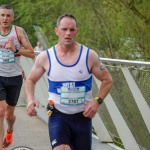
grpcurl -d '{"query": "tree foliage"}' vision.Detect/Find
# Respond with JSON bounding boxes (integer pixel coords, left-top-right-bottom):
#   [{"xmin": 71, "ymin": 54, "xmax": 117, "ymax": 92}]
[{"xmin": 1, "ymin": 0, "xmax": 149, "ymax": 60}]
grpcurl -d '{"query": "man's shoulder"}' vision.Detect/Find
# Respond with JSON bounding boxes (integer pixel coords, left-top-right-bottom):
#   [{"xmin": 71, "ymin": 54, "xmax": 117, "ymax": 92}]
[
  {"xmin": 81, "ymin": 44, "xmax": 97, "ymax": 60},
  {"xmin": 80, "ymin": 44, "xmax": 90, "ymax": 51},
  {"xmin": 47, "ymin": 46, "xmax": 54, "ymax": 51},
  {"xmin": 13, "ymin": 25, "xmax": 24, "ymax": 33},
  {"xmin": 13, "ymin": 25, "xmax": 24, "ymax": 35}
]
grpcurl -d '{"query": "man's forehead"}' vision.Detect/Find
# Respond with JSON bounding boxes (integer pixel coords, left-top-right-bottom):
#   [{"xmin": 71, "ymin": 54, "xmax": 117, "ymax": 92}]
[
  {"xmin": 0, "ymin": 8, "xmax": 14, "ymax": 16},
  {"xmin": 60, "ymin": 17, "xmax": 75, "ymax": 22},
  {"xmin": 59, "ymin": 18, "xmax": 77, "ymax": 27}
]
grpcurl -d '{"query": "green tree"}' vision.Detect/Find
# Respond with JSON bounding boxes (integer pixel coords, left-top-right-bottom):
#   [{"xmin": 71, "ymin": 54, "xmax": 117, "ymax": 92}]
[{"xmin": 9, "ymin": 0, "xmax": 150, "ymax": 61}]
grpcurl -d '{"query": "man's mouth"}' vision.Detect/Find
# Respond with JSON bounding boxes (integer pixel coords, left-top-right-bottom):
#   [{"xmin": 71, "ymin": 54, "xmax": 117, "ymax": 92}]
[
  {"xmin": 2, "ymin": 22, "xmax": 8, "ymax": 24},
  {"xmin": 65, "ymin": 38, "xmax": 71, "ymax": 41}
]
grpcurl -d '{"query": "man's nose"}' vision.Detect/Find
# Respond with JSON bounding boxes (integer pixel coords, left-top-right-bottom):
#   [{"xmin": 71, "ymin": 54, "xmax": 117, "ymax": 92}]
[
  {"xmin": 66, "ymin": 29, "xmax": 71, "ymax": 34},
  {"xmin": 3, "ymin": 15, "xmax": 7, "ymax": 20}
]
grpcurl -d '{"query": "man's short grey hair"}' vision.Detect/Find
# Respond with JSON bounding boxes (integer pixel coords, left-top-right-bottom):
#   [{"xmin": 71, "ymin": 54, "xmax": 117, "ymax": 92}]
[
  {"xmin": 56, "ymin": 13, "xmax": 78, "ymax": 27},
  {"xmin": 0, "ymin": 4, "xmax": 14, "ymax": 16}
]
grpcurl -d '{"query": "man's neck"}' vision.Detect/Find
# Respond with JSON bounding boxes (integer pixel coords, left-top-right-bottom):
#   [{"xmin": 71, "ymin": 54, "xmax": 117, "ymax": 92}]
[
  {"xmin": 58, "ymin": 42, "xmax": 78, "ymax": 52},
  {"xmin": 0, "ymin": 25, "xmax": 12, "ymax": 35}
]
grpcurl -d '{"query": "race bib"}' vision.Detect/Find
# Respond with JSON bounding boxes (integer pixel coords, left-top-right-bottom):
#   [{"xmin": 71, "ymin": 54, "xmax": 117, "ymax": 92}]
[
  {"xmin": 0, "ymin": 49, "xmax": 15, "ymax": 63},
  {"xmin": 60, "ymin": 86, "xmax": 86, "ymax": 105}
]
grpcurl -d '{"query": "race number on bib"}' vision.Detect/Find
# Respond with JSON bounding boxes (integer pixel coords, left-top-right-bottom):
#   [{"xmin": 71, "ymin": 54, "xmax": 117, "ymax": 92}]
[
  {"xmin": 60, "ymin": 86, "xmax": 86, "ymax": 105},
  {"xmin": 0, "ymin": 49, "xmax": 15, "ymax": 63}
]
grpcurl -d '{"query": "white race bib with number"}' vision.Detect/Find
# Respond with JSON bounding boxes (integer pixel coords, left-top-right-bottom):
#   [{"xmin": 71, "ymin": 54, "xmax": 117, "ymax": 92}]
[
  {"xmin": 60, "ymin": 86, "xmax": 86, "ymax": 105},
  {"xmin": 0, "ymin": 49, "xmax": 15, "ymax": 63}
]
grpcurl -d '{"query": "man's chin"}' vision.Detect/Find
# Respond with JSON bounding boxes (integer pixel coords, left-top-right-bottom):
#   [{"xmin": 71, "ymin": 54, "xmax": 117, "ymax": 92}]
[
  {"xmin": 2, "ymin": 23, "xmax": 9, "ymax": 27},
  {"xmin": 64, "ymin": 41, "xmax": 74, "ymax": 45}
]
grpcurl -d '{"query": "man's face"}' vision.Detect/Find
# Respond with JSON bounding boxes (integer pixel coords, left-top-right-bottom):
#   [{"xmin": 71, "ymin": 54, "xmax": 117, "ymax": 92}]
[
  {"xmin": 0, "ymin": 8, "xmax": 14, "ymax": 28},
  {"xmin": 55, "ymin": 17, "xmax": 79, "ymax": 46}
]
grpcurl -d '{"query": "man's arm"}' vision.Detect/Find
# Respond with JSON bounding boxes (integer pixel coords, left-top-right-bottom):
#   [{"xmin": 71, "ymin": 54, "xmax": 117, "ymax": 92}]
[
  {"xmin": 91, "ymin": 51, "xmax": 113, "ymax": 99},
  {"xmin": 83, "ymin": 49, "xmax": 113, "ymax": 118},
  {"xmin": 16, "ymin": 26, "xmax": 34, "ymax": 58},
  {"xmin": 25, "ymin": 53, "xmax": 46, "ymax": 116},
  {"xmin": 4, "ymin": 26, "xmax": 34, "ymax": 58}
]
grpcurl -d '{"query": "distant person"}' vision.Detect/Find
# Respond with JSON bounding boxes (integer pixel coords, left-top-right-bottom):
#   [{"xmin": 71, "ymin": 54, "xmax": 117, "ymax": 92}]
[
  {"xmin": 25, "ymin": 13, "xmax": 112, "ymax": 150},
  {"xmin": 34, "ymin": 41, "xmax": 44, "ymax": 52},
  {"xmin": 106, "ymin": 48, "xmax": 111, "ymax": 58},
  {"xmin": 0, "ymin": 4, "xmax": 34, "ymax": 150}
]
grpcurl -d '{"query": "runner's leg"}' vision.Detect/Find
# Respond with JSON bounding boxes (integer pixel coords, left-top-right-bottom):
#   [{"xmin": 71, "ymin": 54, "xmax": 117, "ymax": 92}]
[
  {"xmin": 0, "ymin": 101, "xmax": 6, "ymax": 148},
  {"xmin": 5, "ymin": 105, "xmax": 16, "ymax": 133}
]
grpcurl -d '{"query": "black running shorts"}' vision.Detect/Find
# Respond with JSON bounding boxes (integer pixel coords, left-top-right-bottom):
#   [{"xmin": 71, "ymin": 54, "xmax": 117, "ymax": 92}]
[
  {"xmin": 48, "ymin": 109, "xmax": 92, "ymax": 150},
  {"xmin": 0, "ymin": 75, "xmax": 23, "ymax": 106}
]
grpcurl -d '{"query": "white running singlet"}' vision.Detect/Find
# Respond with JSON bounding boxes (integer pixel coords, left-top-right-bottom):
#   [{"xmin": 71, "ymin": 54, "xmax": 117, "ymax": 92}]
[
  {"xmin": 46, "ymin": 44, "xmax": 93, "ymax": 114},
  {"xmin": 0, "ymin": 25, "xmax": 22, "ymax": 77}
]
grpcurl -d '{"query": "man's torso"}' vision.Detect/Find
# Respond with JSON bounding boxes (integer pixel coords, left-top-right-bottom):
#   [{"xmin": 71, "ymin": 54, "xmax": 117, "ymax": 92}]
[
  {"xmin": 46, "ymin": 44, "xmax": 93, "ymax": 114},
  {"xmin": 0, "ymin": 25, "xmax": 22, "ymax": 77}
]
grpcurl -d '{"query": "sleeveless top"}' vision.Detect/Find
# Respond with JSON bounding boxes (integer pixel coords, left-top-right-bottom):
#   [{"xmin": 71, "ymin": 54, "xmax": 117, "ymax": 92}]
[
  {"xmin": 46, "ymin": 44, "xmax": 93, "ymax": 114},
  {"xmin": 0, "ymin": 25, "xmax": 22, "ymax": 77}
]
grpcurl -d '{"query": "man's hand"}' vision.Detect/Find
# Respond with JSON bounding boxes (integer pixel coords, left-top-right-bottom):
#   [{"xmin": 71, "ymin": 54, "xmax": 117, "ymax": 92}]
[
  {"xmin": 26, "ymin": 100, "xmax": 39, "ymax": 116},
  {"xmin": 4, "ymin": 41, "xmax": 16, "ymax": 52},
  {"xmin": 83, "ymin": 100, "xmax": 100, "ymax": 118}
]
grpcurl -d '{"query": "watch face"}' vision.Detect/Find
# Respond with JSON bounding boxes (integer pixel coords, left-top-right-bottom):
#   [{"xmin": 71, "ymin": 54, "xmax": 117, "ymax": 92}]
[
  {"xmin": 95, "ymin": 97, "xmax": 103, "ymax": 104},
  {"xmin": 97, "ymin": 99, "xmax": 102, "ymax": 103}
]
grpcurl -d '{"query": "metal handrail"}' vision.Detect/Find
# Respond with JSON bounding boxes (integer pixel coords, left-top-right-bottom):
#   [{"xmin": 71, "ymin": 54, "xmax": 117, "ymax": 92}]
[{"xmin": 100, "ymin": 58, "xmax": 150, "ymax": 67}]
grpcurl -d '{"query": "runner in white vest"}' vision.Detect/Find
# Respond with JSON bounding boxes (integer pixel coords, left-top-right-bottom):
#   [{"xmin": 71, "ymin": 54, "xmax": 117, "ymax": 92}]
[
  {"xmin": 46, "ymin": 44, "xmax": 93, "ymax": 114},
  {"xmin": 0, "ymin": 4, "xmax": 34, "ymax": 150},
  {"xmin": 0, "ymin": 25, "xmax": 22, "ymax": 76},
  {"xmin": 25, "ymin": 14, "xmax": 112, "ymax": 150}
]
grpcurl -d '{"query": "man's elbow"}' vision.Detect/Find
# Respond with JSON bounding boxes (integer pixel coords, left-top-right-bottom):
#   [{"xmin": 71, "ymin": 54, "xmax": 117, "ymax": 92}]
[{"xmin": 108, "ymin": 75, "xmax": 113, "ymax": 87}]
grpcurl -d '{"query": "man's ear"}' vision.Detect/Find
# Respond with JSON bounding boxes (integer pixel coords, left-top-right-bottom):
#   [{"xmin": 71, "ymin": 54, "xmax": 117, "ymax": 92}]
[
  {"xmin": 76, "ymin": 29, "xmax": 79, "ymax": 35},
  {"xmin": 12, "ymin": 16, "xmax": 15, "ymax": 21},
  {"xmin": 55, "ymin": 27, "xmax": 58, "ymax": 36}
]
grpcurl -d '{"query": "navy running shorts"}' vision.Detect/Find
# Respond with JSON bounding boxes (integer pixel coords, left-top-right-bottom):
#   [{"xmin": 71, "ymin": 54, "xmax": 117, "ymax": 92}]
[
  {"xmin": 48, "ymin": 108, "xmax": 92, "ymax": 150},
  {"xmin": 0, "ymin": 75, "xmax": 23, "ymax": 106}
]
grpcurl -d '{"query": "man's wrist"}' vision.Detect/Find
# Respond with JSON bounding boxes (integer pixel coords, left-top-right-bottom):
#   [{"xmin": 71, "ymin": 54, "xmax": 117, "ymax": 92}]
[
  {"xmin": 14, "ymin": 48, "xmax": 19, "ymax": 53},
  {"xmin": 27, "ymin": 98, "xmax": 34, "ymax": 103},
  {"xmin": 94, "ymin": 97, "xmax": 103, "ymax": 105}
]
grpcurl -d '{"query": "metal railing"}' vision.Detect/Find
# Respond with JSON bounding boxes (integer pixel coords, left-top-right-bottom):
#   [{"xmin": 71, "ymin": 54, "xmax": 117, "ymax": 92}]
[{"xmin": 92, "ymin": 58, "xmax": 150, "ymax": 150}]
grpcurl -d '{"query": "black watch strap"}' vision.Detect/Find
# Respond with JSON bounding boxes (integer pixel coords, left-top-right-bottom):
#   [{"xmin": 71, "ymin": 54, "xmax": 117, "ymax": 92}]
[
  {"xmin": 15, "ymin": 48, "xmax": 19, "ymax": 53},
  {"xmin": 94, "ymin": 97, "xmax": 103, "ymax": 105}
]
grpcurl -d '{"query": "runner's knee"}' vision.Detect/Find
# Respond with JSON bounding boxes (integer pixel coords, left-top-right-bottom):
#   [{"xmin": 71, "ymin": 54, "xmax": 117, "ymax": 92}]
[
  {"xmin": 5, "ymin": 111, "xmax": 15, "ymax": 121},
  {"xmin": 0, "ymin": 107, "xmax": 5, "ymax": 118}
]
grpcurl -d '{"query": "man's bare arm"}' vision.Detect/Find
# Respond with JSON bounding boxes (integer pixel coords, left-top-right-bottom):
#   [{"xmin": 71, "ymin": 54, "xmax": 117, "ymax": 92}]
[
  {"xmin": 90, "ymin": 50, "xmax": 113, "ymax": 99},
  {"xmin": 17, "ymin": 26, "xmax": 34, "ymax": 58},
  {"xmin": 83, "ymin": 50, "xmax": 112, "ymax": 118},
  {"xmin": 25, "ymin": 53, "xmax": 46, "ymax": 116}
]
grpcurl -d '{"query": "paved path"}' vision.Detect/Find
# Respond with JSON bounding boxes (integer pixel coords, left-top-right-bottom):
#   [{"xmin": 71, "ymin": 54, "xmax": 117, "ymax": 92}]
[{"xmin": 7, "ymin": 107, "xmax": 51, "ymax": 150}]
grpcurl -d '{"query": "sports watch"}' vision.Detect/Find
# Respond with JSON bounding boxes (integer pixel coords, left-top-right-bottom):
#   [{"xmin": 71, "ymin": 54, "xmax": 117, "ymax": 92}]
[{"xmin": 94, "ymin": 97, "xmax": 103, "ymax": 105}]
